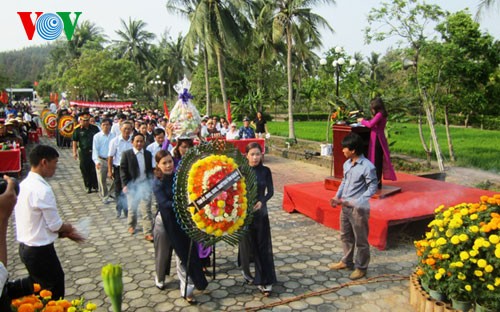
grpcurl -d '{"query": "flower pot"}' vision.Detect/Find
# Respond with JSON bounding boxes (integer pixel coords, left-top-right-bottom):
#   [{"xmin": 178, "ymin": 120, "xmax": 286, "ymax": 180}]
[
  {"xmin": 434, "ymin": 301, "xmax": 446, "ymax": 312},
  {"xmin": 428, "ymin": 288, "xmax": 446, "ymax": 302},
  {"xmin": 475, "ymin": 302, "xmax": 495, "ymax": 312},
  {"xmin": 420, "ymin": 279, "xmax": 430, "ymax": 293},
  {"xmin": 451, "ymin": 298, "xmax": 473, "ymax": 312}
]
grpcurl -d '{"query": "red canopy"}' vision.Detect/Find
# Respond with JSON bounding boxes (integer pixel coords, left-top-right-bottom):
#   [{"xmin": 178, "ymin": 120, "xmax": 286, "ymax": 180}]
[{"xmin": 70, "ymin": 100, "xmax": 133, "ymax": 109}]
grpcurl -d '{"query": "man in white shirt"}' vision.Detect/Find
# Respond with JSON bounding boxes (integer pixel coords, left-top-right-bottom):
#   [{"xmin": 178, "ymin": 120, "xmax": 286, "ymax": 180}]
[
  {"xmin": 146, "ymin": 128, "xmax": 172, "ymax": 167},
  {"xmin": 14, "ymin": 145, "xmax": 84, "ymax": 300},
  {"xmin": 120, "ymin": 133, "xmax": 154, "ymax": 241},
  {"xmin": 110, "ymin": 114, "xmax": 125, "ymax": 138},
  {"xmin": 108, "ymin": 121, "xmax": 133, "ymax": 218},
  {"xmin": 92, "ymin": 118, "xmax": 115, "ymax": 204}
]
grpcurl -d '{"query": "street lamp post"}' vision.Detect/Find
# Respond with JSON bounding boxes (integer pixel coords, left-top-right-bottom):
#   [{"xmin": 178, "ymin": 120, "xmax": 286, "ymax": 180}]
[{"xmin": 149, "ymin": 75, "xmax": 166, "ymax": 109}]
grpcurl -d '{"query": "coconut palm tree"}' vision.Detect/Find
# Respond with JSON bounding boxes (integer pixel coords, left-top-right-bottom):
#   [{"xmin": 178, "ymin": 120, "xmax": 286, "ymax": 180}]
[
  {"xmin": 168, "ymin": 0, "xmax": 250, "ymax": 119},
  {"xmin": 477, "ymin": 0, "xmax": 499, "ymax": 18},
  {"xmin": 271, "ymin": 0, "xmax": 334, "ymax": 140},
  {"xmin": 67, "ymin": 20, "xmax": 106, "ymax": 58},
  {"xmin": 114, "ymin": 18, "xmax": 156, "ymax": 72}
]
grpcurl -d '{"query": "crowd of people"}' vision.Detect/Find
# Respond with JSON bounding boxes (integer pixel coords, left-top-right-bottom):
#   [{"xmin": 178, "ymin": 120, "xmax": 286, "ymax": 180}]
[
  {"xmin": 0, "ymin": 101, "xmax": 278, "ymax": 303},
  {"xmin": 0, "ymin": 97, "xmax": 395, "ymax": 304}
]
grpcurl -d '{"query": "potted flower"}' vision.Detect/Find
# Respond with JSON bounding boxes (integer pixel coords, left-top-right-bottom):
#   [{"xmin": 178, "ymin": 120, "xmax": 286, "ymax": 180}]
[{"xmin": 414, "ymin": 195, "xmax": 500, "ymax": 311}]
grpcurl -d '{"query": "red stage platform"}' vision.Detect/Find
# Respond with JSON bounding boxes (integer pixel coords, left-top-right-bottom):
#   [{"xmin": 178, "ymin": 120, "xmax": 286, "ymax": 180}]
[{"xmin": 282, "ymin": 172, "xmax": 497, "ymax": 250}]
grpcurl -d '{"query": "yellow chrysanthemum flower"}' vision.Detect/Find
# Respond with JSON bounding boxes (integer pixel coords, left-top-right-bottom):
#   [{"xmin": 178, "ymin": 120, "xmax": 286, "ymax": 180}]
[
  {"xmin": 474, "ymin": 270, "xmax": 483, "ymax": 277},
  {"xmin": 477, "ymin": 259, "xmax": 487, "ymax": 268},
  {"xmin": 465, "ymin": 285, "xmax": 472, "ymax": 292},
  {"xmin": 469, "ymin": 225, "xmax": 479, "ymax": 233},
  {"xmin": 434, "ymin": 272, "xmax": 443, "ymax": 280},
  {"xmin": 489, "ymin": 234, "xmax": 500, "ymax": 244},
  {"xmin": 487, "ymin": 284, "xmax": 495, "ymax": 291},
  {"xmin": 485, "ymin": 265, "xmax": 494, "ymax": 273},
  {"xmin": 450, "ymin": 235, "xmax": 460, "ymax": 245},
  {"xmin": 460, "ymin": 251, "xmax": 470, "ymax": 261},
  {"xmin": 459, "ymin": 233, "xmax": 469, "ymax": 242}
]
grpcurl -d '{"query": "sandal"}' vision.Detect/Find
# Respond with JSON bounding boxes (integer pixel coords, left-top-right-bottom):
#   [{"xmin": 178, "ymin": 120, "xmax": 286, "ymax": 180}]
[
  {"xmin": 257, "ymin": 285, "xmax": 271, "ymax": 297},
  {"xmin": 185, "ymin": 297, "xmax": 197, "ymax": 304}
]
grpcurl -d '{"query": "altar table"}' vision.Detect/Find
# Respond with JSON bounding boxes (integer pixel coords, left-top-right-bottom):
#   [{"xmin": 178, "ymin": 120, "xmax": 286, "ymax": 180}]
[{"xmin": 0, "ymin": 149, "xmax": 22, "ymax": 175}]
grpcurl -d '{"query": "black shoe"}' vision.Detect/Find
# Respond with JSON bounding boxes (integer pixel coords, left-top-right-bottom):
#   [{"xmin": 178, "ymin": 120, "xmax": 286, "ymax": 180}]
[
  {"xmin": 124, "ymin": 210, "xmax": 128, "ymax": 217},
  {"xmin": 87, "ymin": 187, "xmax": 92, "ymax": 193}
]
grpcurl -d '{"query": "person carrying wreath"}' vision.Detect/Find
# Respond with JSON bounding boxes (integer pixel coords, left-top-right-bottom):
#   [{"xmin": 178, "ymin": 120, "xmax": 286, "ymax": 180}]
[
  {"xmin": 357, "ymin": 97, "xmax": 397, "ymax": 189},
  {"xmin": 152, "ymin": 150, "xmax": 208, "ymax": 303},
  {"xmin": 239, "ymin": 142, "xmax": 276, "ymax": 296}
]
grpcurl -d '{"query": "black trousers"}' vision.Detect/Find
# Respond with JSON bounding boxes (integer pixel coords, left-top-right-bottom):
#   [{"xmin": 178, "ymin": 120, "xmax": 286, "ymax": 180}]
[
  {"xmin": 19, "ymin": 243, "xmax": 65, "ymax": 300},
  {"xmin": 79, "ymin": 150, "xmax": 98, "ymax": 189}
]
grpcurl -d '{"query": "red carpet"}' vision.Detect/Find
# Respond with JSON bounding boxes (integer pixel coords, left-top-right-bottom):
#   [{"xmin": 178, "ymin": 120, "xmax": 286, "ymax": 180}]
[{"xmin": 282, "ymin": 172, "xmax": 497, "ymax": 250}]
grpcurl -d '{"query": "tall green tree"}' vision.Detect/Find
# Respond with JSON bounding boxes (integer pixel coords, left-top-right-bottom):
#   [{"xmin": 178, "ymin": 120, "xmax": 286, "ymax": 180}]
[
  {"xmin": 272, "ymin": 0, "xmax": 334, "ymax": 140},
  {"xmin": 61, "ymin": 49, "xmax": 139, "ymax": 101},
  {"xmin": 113, "ymin": 18, "xmax": 156, "ymax": 72},
  {"xmin": 366, "ymin": 0, "xmax": 446, "ymax": 171}
]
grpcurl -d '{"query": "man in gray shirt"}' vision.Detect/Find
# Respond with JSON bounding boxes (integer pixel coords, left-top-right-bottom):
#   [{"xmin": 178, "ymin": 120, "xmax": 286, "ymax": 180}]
[{"xmin": 328, "ymin": 133, "xmax": 377, "ymax": 280}]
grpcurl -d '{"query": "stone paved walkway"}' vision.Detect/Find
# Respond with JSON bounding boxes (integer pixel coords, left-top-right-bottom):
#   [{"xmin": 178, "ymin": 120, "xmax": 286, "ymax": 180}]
[{"xmin": 6, "ymin": 137, "xmax": 416, "ymax": 311}]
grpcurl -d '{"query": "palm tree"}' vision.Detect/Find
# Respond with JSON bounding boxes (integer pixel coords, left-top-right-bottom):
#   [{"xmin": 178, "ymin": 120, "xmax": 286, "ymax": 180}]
[
  {"xmin": 271, "ymin": 0, "xmax": 334, "ymax": 140},
  {"xmin": 477, "ymin": 0, "xmax": 499, "ymax": 18},
  {"xmin": 67, "ymin": 20, "xmax": 106, "ymax": 58},
  {"xmin": 114, "ymin": 18, "xmax": 156, "ymax": 71},
  {"xmin": 156, "ymin": 32, "xmax": 189, "ymax": 100},
  {"xmin": 168, "ymin": 0, "xmax": 250, "ymax": 119}
]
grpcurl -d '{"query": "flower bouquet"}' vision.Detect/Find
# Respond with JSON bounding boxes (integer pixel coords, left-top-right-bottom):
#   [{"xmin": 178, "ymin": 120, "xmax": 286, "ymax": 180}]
[
  {"xmin": 174, "ymin": 139, "xmax": 257, "ymax": 247},
  {"xmin": 169, "ymin": 77, "xmax": 202, "ymax": 139},
  {"xmin": 414, "ymin": 194, "xmax": 500, "ymax": 310},
  {"xmin": 330, "ymin": 106, "xmax": 348, "ymax": 125},
  {"xmin": 10, "ymin": 284, "xmax": 96, "ymax": 312}
]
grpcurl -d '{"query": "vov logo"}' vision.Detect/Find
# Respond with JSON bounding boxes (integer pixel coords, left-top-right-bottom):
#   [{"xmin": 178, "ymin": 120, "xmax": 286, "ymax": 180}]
[{"xmin": 17, "ymin": 12, "xmax": 82, "ymax": 40}]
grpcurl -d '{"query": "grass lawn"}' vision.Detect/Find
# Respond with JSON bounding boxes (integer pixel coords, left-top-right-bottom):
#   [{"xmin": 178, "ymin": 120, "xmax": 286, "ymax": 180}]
[{"xmin": 267, "ymin": 121, "xmax": 500, "ymax": 172}]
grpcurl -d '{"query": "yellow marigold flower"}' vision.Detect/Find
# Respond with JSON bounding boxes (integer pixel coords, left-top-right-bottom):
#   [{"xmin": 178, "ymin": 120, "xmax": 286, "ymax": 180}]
[
  {"xmin": 460, "ymin": 251, "xmax": 470, "ymax": 261},
  {"xmin": 435, "ymin": 272, "xmax": 443, "ymax": 280},
  {"xmin": 445, "ymin": 229, "xmax": 453, "ymax": 237},
  {"xmin": 71, "ymin": 300, "xmax": 81, "ymax": 306},
  {"xmin": 443, "ymin": 210, "xmax": 451, "ymax": 218},
  {"xmin": 470, "ymin": 250, "xmax": 478, "ymax": 257},
  {"xmin": 450, "ymin": 235, "xmax": 460, "ymax": 245},
  {"xmin": 482, "ymin": 241, "xmax": 491, "ymax": 248},
  {"xmin": 217, "ymin": 200, "xmax": 225, "ymax": 209},
  {"xmin": 460, "ymin": 208, "xmax": 469, "ymax": 215},
  {"xmin": 489, "ymin": 234, "xmax": 500, "ymax": 244},
  {"xmin": 487, "ymin": 284, "xmax": 495, "ymax": 291},
  {"xmin": 425, "ymin": 232, "xmax": 433, "ymax": 239},
  {"xmin": 480, "ymin": 195, "xmax": 489, "ymax": 203},
  {"xmin": 495, "ymin": 277, "xmax": 500, "ymax": 287},
  {"xmin": 470, "ymin": 214, "xmax": 478, "ymax": 220},
  {"xmin": 458, "ymin": 272, "xmax": 466, "ymax": 280},
  {"xmin": 438, "ymin": 268, "xmax": 446, "ymax": 275},
  {"xmin": 86, "ymin": 303, "xmax": 97, "ymax": 310},
  {"xmin": 67, "ymin": 308, "xmax": 77, "ymax": 312},
  {"xmin": 435, "ymin": 237, "xmax": 446, "ymax": 246},
  {"xmin": 454, "ymin": 261, "xmax": 464, "ymax": 268},
  {"xmin": 469, "ymin": 225, "xmax": 479, "ymax": 233},
  {"xmin": 465, "ymin": 285, "xmax": 472, "ymax": 292},
  {"xmin": 485, "ymin": 265, "xmax": 494, "ymax": 273},
  {"xmin": 477, "ymin": 259, "xmax": 487, "ymax": 268},
  {"xmin": 459, "ymin": 234, "xmax": 469, "ymax": 242},
  {"xmin": 214, "ymin": 229, "xmax": 223, "ymax": 237},
  {"xmin": 442, "ymin": 254, "xmax": 450, "ymax": 259},
  {"xmin": 474, "ymin": 270, "xmax": 483, "ymax": 277},
  {"xmin": 496, "ymin": 249, "xmax": 500, "ymax": 259}
]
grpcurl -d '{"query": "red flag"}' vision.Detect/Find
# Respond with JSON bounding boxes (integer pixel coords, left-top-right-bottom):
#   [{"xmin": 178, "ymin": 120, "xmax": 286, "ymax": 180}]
[
  {"xmin": 54, "ymin": 93, "xmax": 59, "ymax": 105},
  {"xmin": 0, "ymin": 91, "xmax": 8, "ymax": 104},
  {"xmin": 227, "ymin": 99, "xmax": 232, "ymax": 124},
  {"xmin": 163, "ymin": 101, "xmax": 170, "ymax": 119}
]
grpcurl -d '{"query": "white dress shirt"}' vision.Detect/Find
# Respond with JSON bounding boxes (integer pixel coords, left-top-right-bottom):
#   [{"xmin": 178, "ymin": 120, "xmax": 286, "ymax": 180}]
[
  {"xmin": 108, "ymin": 135, "xmax": 132, "ymax": 166},
  {"xmin": 92, "ymin": 131, "xmax": 115, "ymax": 164},
  {"xmin": 146, "ymin": 141, "xmax": 172, "ymax": 167},
  {"xmin": 134, "ymin": 147, "xmax": 147, "ymax": 182},
  {"xmin": 15, "ymin": 172, "xmax": 63, "ymax": 246}
]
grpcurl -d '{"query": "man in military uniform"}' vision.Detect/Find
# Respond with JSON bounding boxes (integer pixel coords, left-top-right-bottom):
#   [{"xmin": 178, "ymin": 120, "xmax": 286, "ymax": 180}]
[{"xmin": 72, "ymin": 111, "xmax": 100, "ymax": 193}]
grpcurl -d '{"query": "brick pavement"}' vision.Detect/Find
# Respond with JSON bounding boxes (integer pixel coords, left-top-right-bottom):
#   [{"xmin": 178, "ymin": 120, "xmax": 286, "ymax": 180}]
[{"xmin": 6, "ymin": 138, "xmax": 416, "ymax": 311}]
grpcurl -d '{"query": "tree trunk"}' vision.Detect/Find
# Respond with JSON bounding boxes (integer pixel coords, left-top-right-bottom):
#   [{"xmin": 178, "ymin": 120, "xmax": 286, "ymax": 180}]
[
  {"xmin": 422, "ymin": 95, "xmax": 445, "ymax": 172},
  {"xmin": 443, "ymin": 103, "xmax": 455, "ymax": 162},
  {"xmin": 203, "ymin": 48, "xmax": 211, "ymax": 116},
  {"xmin": 216, "ymin": 48, "xmax": 228, "ymax": 120},
  {"xmin": 286, "ymin": 26, "xmax": 295, "ymax": 140},
  {"xmin": 417, "ymin": 114, "xmax": 432, "ymax": 167}
]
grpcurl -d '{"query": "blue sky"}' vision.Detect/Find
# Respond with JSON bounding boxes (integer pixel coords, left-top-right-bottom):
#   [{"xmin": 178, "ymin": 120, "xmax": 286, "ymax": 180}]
[{"xmin": 1, "ymin": 0, "xmax": 498, "ymax": 57}]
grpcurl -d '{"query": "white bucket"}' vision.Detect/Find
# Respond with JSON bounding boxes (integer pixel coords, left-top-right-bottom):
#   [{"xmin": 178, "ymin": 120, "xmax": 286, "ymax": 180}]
[{"xmin": 320, "ymin": 144, "xmax": 332, "ymax": 156}]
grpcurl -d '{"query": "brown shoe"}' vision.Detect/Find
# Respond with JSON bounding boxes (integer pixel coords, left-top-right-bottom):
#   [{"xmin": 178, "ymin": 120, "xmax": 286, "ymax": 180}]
[
  {"xmin": 145, "ymin": 234, "xmax": 154, "ymax": 242},
  {"xmin": 128, "ymin": 227, "xmax": 135, "ymax": 235},
  {"xmin": 349, "ymin": 269, "xmax": 366, "ymax": 280},
  {"xmin": 328, "ymin": 261, "xmax": 349, "ymax": 270}
]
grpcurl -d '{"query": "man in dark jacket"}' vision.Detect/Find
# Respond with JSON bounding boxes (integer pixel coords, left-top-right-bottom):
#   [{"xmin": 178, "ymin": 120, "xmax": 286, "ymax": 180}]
[
  {"xmin": 72, "ymin": 111, "xmax": 100, "ymax": 193},
  {"xmin": 120, "ymin": 133, "xmax": 154, "ymax": 241}
]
